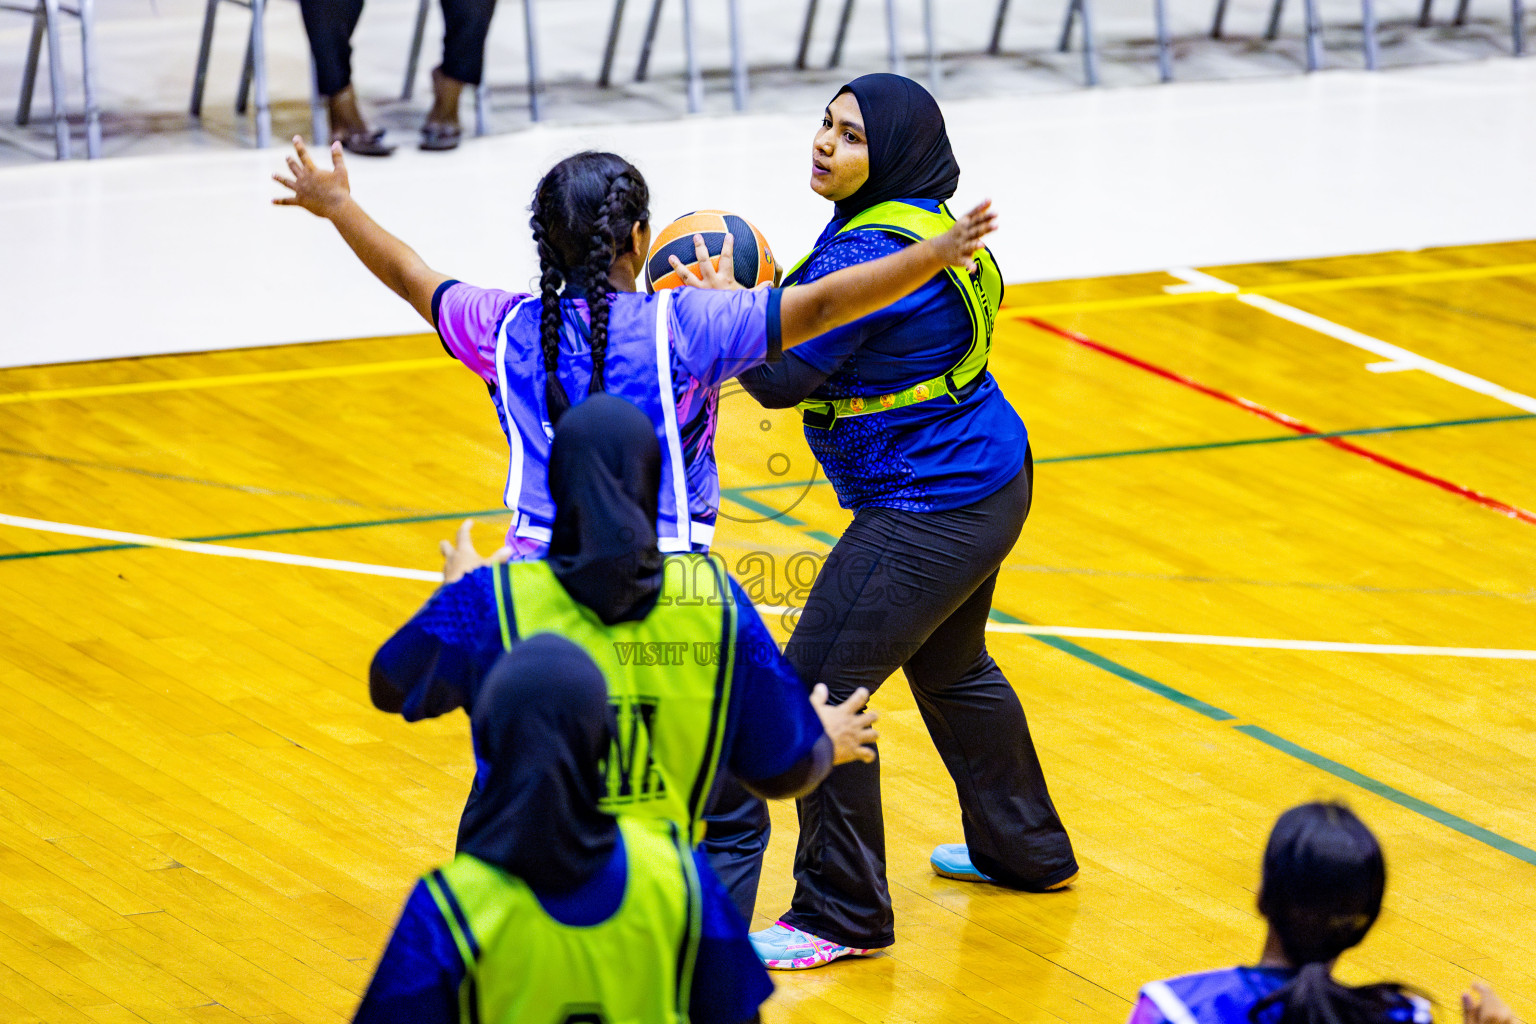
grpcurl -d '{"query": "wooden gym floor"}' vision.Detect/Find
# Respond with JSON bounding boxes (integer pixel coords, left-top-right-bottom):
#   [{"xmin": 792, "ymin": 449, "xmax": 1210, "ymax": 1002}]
[{"xmin": 0, "ymin": 240, "xmax": 1533, "ymax": 1023}]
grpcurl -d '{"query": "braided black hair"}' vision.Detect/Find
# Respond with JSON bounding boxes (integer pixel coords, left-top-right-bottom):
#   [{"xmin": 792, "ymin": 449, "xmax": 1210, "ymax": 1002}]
[{"xmin": 527, "ymin": 152, "xmax": 650, "ymax": 426}]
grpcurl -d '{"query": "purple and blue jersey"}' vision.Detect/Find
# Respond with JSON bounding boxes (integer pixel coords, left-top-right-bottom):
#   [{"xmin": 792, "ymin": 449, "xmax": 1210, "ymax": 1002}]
[
  {"xmin": 1130, "ymin": 967, "xmax": 1431, "ymax": 1024},
  {"xmin": 779, "ymin": 197, "xmax": 1027, "ymax": 514},
  {"xmin": 434, "ymin": 282, "xmax": 783, "ymax": 554},
  {"xmin": 353, "ymin": 833, "xmax": 771, "ymax": 1024}
]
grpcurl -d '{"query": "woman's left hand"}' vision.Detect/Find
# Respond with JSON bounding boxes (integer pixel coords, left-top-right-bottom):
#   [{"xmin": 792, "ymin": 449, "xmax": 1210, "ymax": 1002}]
[
  {"xmin": 440, "ymin": 519, "xmax": 514, "ymax": 584},
  {"xmin": 670, "ymin": 232, "xmax": 745, "ymax": 291}
]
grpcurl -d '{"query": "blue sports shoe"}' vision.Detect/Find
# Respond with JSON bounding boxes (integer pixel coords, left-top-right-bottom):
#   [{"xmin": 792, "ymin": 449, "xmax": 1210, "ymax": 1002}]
[{"xmin": 930, "ymin": 844, "xmax": 1079, "ymax": 890}]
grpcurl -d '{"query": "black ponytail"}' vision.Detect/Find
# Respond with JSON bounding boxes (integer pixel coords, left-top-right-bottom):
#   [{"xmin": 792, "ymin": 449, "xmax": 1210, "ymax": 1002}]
[
  {"xmin": 527, "ymin": 152, "xmax": 650, "ymax": 426},
  {"xmin": 1249, "ymin": 804, "xmax": 1421, "ymax": 1024}
]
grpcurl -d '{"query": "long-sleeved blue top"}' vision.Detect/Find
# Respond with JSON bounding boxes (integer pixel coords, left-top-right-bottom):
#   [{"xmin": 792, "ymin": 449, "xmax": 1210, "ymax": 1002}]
[
  {"xmin": 369, "ymin": 568, "xmax": 829, "ymax": 799},
  {"xmin": 353, "ymin": 832, "xmax": 771, "ymax": 1024},
  {"xmin": 738, "ymin": 197, "xmax": 1027, "ymax": 513}
]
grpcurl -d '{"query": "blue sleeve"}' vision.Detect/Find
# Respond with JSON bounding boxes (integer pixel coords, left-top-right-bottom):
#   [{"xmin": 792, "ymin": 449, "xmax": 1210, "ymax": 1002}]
[
  {"xmin": 784, "ymin": 229, "xmax": 911, "ymax": 375},
  {"xmin": 723, "ymin": 578, "xmax": 823, "ymax": 783},
  {"xmin": 369, "ymin": 568, "xmax": 505, "ymax": 721},
  {"xmin": 669, "ymin": 287, "xmax": 781, "ymax": 387},
  {"xmin": 688, "ymin": 850, "xmax": 774, "ymax": 1024},
  {"xmin": 353, "ymin": 882, "xmax": 465, "ymax": 1024}
]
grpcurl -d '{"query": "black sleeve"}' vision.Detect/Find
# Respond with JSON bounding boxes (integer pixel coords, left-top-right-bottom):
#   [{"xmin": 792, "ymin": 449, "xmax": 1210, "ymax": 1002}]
[
  {"xmin": 736, "ymin": 351, "xmax": 835, "ymax": 409},
  {"xmin": 738, "ymin": 734, "xmax": 832, "ymax": 801},
  {"xmin": 764, "ymin": 287, "xmax": 783, "ymax": 364}
]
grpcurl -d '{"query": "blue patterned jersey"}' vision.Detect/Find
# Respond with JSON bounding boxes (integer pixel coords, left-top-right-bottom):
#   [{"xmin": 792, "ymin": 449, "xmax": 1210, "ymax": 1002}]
[{"xmin": 786, "ymin": 198, "xmax": 1028, "ymax": 512}]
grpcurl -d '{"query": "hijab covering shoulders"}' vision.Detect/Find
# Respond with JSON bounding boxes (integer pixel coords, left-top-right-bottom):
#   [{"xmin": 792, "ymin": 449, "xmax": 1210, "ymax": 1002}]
[
  {"xmin": 459, "ymin": 634, "xmax": 619, "ymax": 892},
  {"xmin": 546, "ymin": 393, "xmax": 666, "ymax": 625},
  {"xmin": 833, "ymin": 73, "xmax": 962, "ymax": 222}
]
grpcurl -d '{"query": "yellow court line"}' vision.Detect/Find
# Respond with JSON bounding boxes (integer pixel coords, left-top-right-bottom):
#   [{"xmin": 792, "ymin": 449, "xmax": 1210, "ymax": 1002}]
[
  {"xmin": 1002, "ymin": 260, "xmax": 1536, "ymax": 319},
  {"xmin": 6, "ymin": 258, "xmax": 1536, "ymax": 406},
  {"xmin": 0, "ymin": 357, "xmax": 453, "ymax": 407}
]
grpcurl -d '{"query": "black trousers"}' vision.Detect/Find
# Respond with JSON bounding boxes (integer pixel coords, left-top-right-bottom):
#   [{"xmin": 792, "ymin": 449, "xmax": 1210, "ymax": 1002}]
[
  {"xmin": 772, "ymin": 450, "xmax": 1076, "ymax": 949},
  {"xmin": 299, "ymin": 0, "xmax": 496, "ymax": 97}
]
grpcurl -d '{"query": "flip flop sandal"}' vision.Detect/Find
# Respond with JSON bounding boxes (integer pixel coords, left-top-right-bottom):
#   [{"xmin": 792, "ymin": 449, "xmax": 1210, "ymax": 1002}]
[
  {"xmin": 335, "ymin": 129, "xmax": 395, "ymax": 157},
  {"xmin": 420, "ymin": 122, "xmax": 462, "ymax": 151}
]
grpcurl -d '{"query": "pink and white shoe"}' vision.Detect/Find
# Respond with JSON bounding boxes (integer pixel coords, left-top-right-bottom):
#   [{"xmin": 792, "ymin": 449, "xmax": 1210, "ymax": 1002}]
[{"xmin": 748, "ymin": 921, "xmax": 882, "ymax": 970}]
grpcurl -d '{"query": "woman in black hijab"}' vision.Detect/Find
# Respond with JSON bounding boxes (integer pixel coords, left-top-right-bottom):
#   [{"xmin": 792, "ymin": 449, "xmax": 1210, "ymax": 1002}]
[
  {"xmin": 738, "ymin": 74, "xmax": 1079, "ymax": 970},
  {"xmin": 354, "ymin": 635, "xmax": 774, "ymax": 1024},
  {"xmin": 369, "ymin": 393, "xmax": 879, "ymax": 927}
]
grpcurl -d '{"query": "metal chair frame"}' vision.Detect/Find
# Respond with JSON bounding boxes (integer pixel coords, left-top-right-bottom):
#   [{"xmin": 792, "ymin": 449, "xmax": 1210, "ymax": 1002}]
[
  {"xmin": 8, "ymin": 0, "xmax": 100, "ymax": 158},
  {"xmin": 1419, "ymin": 0, "xmax": 1525, "ymax": 53},
  {"xmin": 402, "ymin": 0, "xmax": 534, "ymax": 128},
  {"xmin": 598, "ymin": 0, "xmax": 745, "ymax": 113}
]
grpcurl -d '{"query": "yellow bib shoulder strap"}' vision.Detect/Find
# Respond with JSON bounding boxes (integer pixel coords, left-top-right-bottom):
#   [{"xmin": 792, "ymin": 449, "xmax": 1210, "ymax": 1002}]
[{"xmin": 786, "ymin": 201, "xmax": 1002, "ymax": 429}]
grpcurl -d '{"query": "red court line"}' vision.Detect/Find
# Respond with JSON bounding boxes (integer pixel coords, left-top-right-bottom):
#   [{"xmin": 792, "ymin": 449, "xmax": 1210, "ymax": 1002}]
[{"xmin": 1025, "ymin": 318, "xmax": 1536, "ymax": 527}]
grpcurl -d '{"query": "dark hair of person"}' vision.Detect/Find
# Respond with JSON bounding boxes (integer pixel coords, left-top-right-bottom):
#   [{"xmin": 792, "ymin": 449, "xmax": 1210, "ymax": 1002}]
[
  {"xmin": 528, "ymin": 151, "xmax": 650, "ymax": 425},
  {"xmin": 1249, "ymin": 803, "xmax": 1420, "ymax": 1024}
]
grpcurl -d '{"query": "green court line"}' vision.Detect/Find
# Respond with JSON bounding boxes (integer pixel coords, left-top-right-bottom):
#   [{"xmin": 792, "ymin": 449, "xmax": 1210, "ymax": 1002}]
[
  {"xmin": 1235, "ymin": 726, "xmax": 1536, "ymax": 866},
  {"xmin": 715, "ymin": 494, "xmax": 1536, "ymax": 870},
  {"xmin": 0, "ymin": 508, "xmax": 509, "ymax": 563},
  {"xmin": 720, "ymin": 411, "xmax": 1536, "ymax": 497}
]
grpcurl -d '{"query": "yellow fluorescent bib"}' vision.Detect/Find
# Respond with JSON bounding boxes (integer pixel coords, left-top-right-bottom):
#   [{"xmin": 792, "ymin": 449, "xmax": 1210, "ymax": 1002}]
[
  {"xmin": 785, "ymin": 200, "xmax": 1002, "ymax": 428},
  {"xmin": 492, "ymin": 555, "xmax": 736, "ymax": 844}
]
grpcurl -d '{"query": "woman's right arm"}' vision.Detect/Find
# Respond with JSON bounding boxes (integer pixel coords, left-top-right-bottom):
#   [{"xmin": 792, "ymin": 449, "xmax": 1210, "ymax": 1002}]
[
  {"xmin": 778, "ymin": 200, "xmax": 996, "ymax": 348},
  {"xmin": 273, "ymin": 137, "xmax": 449, "ymax": 326}
]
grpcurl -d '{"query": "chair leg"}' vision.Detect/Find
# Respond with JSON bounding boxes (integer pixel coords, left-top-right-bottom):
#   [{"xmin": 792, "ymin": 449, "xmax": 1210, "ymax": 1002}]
[
  {"xmin": 79, "ymin": 0, "xmax": 100, "ymax": 156},
  {"xmin": 190, "ymin": 0, "xmax": 218, "ymax": 117},
  {"xmin": 1211, "ymin": 0, "xmax": 1229, "ymax": 37},
  {"xmin": 829, "ymin": 0, "xmax": 854, "ymax": 66},
  {"xmin": 1154, "ymin": 0, "xmax": 1173, "ymax": 79},
  {"xmin": 403, "ymin": 0, "xmax": 430, "ymax": 99},
  {"xmin": 309, "ymin": 58, "xmax": 327, "ymax": 143},
  {"xmin": 523, "ymin": 0, "xmax": 542, "ymax": 122},
  {"xmin": 990, "ymin": 0, "xmax": 1011, "ymax": 53},
  {"xmin": 1301, "ymin": 0, "xmax": 1324, "ymax": 69},
  {"xmin": 1265, "ymin": 0, "xmax": 1285, "ymax": 40},
  {"xmin": 1058, "ymin": 0, "xmax": 1079, "ymax": 51},
  {"xmin": 796, "ymin": 0, "xmax": 818, "ymax": 68},
  {"xmin": 923, "ymin": 0, "xmax": 939, "ymax": 88},
  {"xmin": 249, "ymin": 0, "xmax": 271, "ymax": 146},
  {"xmin": 1513, "ymin": 0, "xmax": 1526, "ymax": 53},
  {"xmin": 1453, "ymin": 0, "xmax": 1470, "ymax": 25},
  {"xmin": 18, "ymin": 5, "xmax": 45, "ymax": 126},
  {"xmin": 237, "ymin": 16, "xmax": 254, "ymax": 114},
  {"xmin": 1078, "ymin": 0, "xmax": 1100, "ymax": 83},
  {"xmin": 476, "ymin": 81, "xmax": 490, "ymax": 132},
  {"xmin": 884, "ymin": 0, "xmax": 904, "ymax": 74},
  {"xmin": 599, "ymin": 0, "xmax": 626, "ymax": 86},
  {"xmin": 1360, "ymin": 0, "xmax": 1380, "ymax": 68},
  {"xmin": 42, "ymin": 0, "xmax": 70, "ymax": 158},
  {"xmin": 680, "ymin": 0, "xmax": 702, "ymax": 113},
  {"xmin": 728, "ymin": 0, "xmax": 747, "ymax": 111},
  {"xmin": 635, "ymin": 0, "xmax": 663, "ymax": 81},
  {"xmin": 1416, "ymin": 0, "xmax": 1434, "ymax": 26}
]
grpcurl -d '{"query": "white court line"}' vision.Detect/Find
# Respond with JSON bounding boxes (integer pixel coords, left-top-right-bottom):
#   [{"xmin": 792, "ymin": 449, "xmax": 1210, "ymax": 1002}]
[
  {"xmin": 754, "ymin": 605, "xmax": 1536, "ymax": 660},
  {"xmin": 0, "ymin": 513, "xmax": 440, "ymax": 582},
  {"xmin": 5, "ymin": 516, "xmax": 1533, "ymax": 659},
  {"xmin": 1165, "ymin": 267, "xmax": 1536, "ymax": 415}
]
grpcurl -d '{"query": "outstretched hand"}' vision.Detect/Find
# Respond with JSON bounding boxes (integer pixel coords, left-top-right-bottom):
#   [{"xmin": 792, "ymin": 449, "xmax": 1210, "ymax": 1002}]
[
  {"xmin": 928, "ymin": 199, "xmax": 998, "ymax": 273},
  {"xmin": 1463, "ymin": 984, "xmax": 1516, "ymax": 1024},
  {"xmin": 810, "ymin": 684, "xmax": 879, "ymax": 765},
  {"xmin": 670, "ymin": 232, "xmax": 745, "ymax": 291},
  {"xmin": 440, "ymin": 519, "xmax": 514, "ymax": 584},
  {"xmin": 273, "ymin": 136, "xmax": 353, "ymax": 219}
]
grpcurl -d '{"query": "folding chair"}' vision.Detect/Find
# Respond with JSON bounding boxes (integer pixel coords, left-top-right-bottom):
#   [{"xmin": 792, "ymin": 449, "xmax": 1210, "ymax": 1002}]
[
  {"xmin": 1419, "ymin": 0, "xmax": 1526, "ymax": 54},
  {"xmin": 796, "ymin": 0, "xmax": 909, "ymax": 76},
  {"xmin": 8, "ymin": 0, "xmax": 100, "ymax": 158},
  {"xmin": 191, "ymin": 0, "xmax": 326, "ymax": 148},
  {"xmin": 402, "ymin": 0, "xmax": 534, "ymax": 128},
  {"xmin": 1210, "ymin": 0, "xmax": 1380, "ymax": 70},
  {"xmin": 994, "ymin": 0, "xmax": 1173, "ymax": 84}
]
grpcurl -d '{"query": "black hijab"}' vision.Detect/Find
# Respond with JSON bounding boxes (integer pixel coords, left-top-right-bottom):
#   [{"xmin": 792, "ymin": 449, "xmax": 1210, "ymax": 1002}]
[
  {"xmin": 459, "ymin": 634, "xmax": 618, "ymax": 892},
  {"xmin": 546, "ymin": 393, "xmax": 666, "ymax": 625},
  {"xmin": 833, "ymin": 73, "xmax": 962, "ymax": 222}
]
